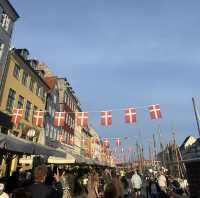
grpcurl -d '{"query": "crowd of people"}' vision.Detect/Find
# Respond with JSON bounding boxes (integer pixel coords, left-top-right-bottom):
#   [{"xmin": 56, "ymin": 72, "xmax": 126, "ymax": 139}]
[{"xmin": 0, "ymin": 164, "xmax": 190, "ymax": 198}]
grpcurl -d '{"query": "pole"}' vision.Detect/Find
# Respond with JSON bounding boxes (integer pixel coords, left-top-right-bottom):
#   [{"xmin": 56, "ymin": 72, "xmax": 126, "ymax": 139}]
[
  {"xmin": 172, "ymin": 131, "xmax": 181, "ymax": 178},
  {"xmin": 192, "ymin": 97, "xmax": 200, "ymax": 136},
  {"xmin": 153, "ymin": 134, "xmax": 157, "ymax": 166},
  {"xmin": 148, "ymin": 143, "xmax": 152, "ymax": 166},
  {"xmin": 136, "ymin": 141, "xmax": 140, "ymax": 171},
  {"xmin": 158, "ymin": 126, "xmax": 165, "ymax": 167}
]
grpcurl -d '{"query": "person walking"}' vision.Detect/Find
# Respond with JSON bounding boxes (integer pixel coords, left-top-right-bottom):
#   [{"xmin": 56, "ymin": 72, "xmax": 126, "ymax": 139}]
[
  {"xmin": 121, "ymin": 175, "xmax": 129, "ymax": 198},
  {"xmin": 148, "ymin": 177, "xmax": 160, "ymax": 198},
  {"xmin": 131, "ymin": 170, "xmax": 142, "ymax": 197},
  {"xmin": 157, "ymin": 171, "xmax": 168, "ymax": 198},
  {"xmin": 0, "ymin": 184, "xmax": 9, "ymax": 198},
  {"xmin": 87, "ymin": 174, "xmax": 99, "ymax": 198},
  {"xmin": 27, "ymin": 165, "xmax": 63, "ymax": 198}
]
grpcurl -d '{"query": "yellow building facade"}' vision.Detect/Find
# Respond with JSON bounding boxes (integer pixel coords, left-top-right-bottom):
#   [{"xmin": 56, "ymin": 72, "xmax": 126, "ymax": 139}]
[
  {"xmin": 0, "ymin": 48, "xmax": 49, "ymax": 175},
  {"xmin": 0, "ymin": 48, "xmax": 49, "ymax": 141}
]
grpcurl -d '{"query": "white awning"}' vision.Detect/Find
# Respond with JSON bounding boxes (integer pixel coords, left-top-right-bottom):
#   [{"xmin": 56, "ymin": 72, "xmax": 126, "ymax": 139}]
[{"xmin": 48, "ymin": 154, "xmax": 75, "ymax": 164}]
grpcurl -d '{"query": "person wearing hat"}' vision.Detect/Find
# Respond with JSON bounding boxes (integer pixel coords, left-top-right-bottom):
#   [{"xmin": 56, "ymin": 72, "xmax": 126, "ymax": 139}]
[{"xmin": 0, "ymin": 183, "xmax": 9, "ymax": 198}]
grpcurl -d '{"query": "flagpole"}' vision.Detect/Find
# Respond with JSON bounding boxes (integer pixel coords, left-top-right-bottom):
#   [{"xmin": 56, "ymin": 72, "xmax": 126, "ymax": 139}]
[
  {"xmin": 153, "ymin": 134, "xmax": 157, "ymax": 166},
  {"xmin": 192, "ymin": 97, "xmax": 200, "ymax": 136},
  {"xmin": 157, "ymin": 125, "xmax": 165, "ymax": 167}
]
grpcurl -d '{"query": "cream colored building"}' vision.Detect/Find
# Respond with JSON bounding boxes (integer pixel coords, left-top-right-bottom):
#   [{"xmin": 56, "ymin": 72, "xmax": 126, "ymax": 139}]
[
  {"xmin": 0, "ymin": 48, "xmax": 50, "ymax": 175},
  {"xmin": 0, "ymin": 49, "xmax": 49, "ymax": 141},
  {"xmin": 89, "ymin": 126, "xmax": 101, "ymax": 161}
]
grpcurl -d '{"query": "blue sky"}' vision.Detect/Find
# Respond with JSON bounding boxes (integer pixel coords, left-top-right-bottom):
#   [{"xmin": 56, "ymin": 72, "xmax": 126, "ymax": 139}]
[{"xmin": 10, "ymin": 0, "xmax": 200, "ymax": 156}]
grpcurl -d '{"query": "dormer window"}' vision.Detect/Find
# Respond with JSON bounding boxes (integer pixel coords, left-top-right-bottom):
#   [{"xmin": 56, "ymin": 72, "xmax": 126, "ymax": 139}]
[
  {"xmin": 22, "ymin": 71, "xmax": 29, "ymax": 86},
  {"xmin": 0, "ymin": 41, "xmax": 4, "ymax": 59},
  {"xmin": 0, "ymin": 12, "xmax": 10, "ymax": 31},
  {"xmin": 19, "ymin": 49, "xmax": 29, "ymax": 60}
]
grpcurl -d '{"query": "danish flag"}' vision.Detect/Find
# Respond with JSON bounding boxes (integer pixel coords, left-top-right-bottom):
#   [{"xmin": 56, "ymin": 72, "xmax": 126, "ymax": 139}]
[
  {"xmin": 59, "ymin": 132, "xmax": 65, "ymax": 142},
  {"xmin": 100, "ymin": 111, "xmax": 112, "ymax": 126},
  {"xmin": 95, "ymin": 137, "xmax": 99, "ymax": 144},
  {"xmin": 70, "ymin": 135, "xmax": 74, "ymax": 145},
  {"xmin": 124, "ymin": 108, "xmax": 136, "ymax": 124},
  {"xmin": 128, "ymin": 147, "xmax": 133, "ymax": 153},
  {"xmin": 103, "ymin": 138, "xmax": 110, "ymax": 147},
  {"xmin": 76, "ymin": 112, "xmax": 88, "ymax": 127},
  {"xmin": 11, "ymin": 109, "xmax": 23, "ymax": 125},
  {"xmin": 54, "ymin": 112, "xmax": 66, "ymax": 127},
  {"xmin": 91, "ymin": 148, "xmax": 95, "ymax": 154},
  {"xmin": 81, "ymin": 137, "xmax": 86, "ymax": 145},
  {"xmin": 148, "ymin": 104, "xmax": 162, "ymax": 119},
  {"xmin": 100, "ymin": 145, "xmax": 105, "ymax": 153},
  {"xmin": 91, "ymin": 137, "xmax": 95, "ymax": 144},
  {"xmin": 115, "ymin": 138, "xmax": 121, "ymax": 146},
  {"xmin": 33, "ymin": 111, "xmax": 44, "ymax": 126}
]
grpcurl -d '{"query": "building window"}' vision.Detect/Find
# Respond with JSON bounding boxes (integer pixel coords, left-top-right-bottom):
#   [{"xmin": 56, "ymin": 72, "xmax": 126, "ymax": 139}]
[
  {"xmin": 53, "ymin": 95, "xmax": 57, "ymax": 104},
  {"xmin": 42, "ymin": 91, "xmax": 46, "ymax": 101},
  {"xmin": 6, "ymin": 88, "xmax": 16, "ymax": 112},
  {"xmin": 32, "ymin": 105, "xmax": 37, "ymax": 120},
  {"xmin": 13, "ymin": 64, "xmax": 20, "ymax": 80},
  {"xmin": 65, "ymin": 114, "xmax": 68, "ymax": 124},
  {"xmin": 67, "ymin": 97, "xmax": 70, "ymax": 107},
  {"xmin": 72, "ymin": 120, "xmax": 75, "ymax": 129},
  {"xmin": 70, "ymin": 117, "xmax": 72, "ymax": 128},
  {"xmin": 36, "ymin": 84, "xmax": 40, "ymax": 96},
  {"xmin": 29, "ymin": 78, "xmax": 35, "ymax": 92},
  {"xmin": 25, "ymin": 101, "xmax": 31, "ymax": 121},
  {"xmin": 46, "ymin": 123, "xmax": 50, "ymax": 137},
  {"xmin": 22, "ymin": 72, "xmax": 28, "ymax": 86},
  {"xmin": 48, "ymin": 105, "xmax": 52, "ymax": 115},
  {"xmin": 52, "ymin": 108, "xmax": 55, "ymax": 117},
  {"xmin": 0, "ymin": 41, "xmax": 4, "ymax": 59},
  {"xmin": 64, "ymin": 94, "xmax": 68, "ymax": 103},
  {"xmin": 0, "ymin": 12, "xmax": 10, "ymax": 31},
  {"xmin": 50, "ymin": 126, "xmax": 53, "ymax": 139},
  {"xmin": 53, "ymin": 129, "xmax": 57, "ymax": 140},
  {"xmin": 17, "ymin": 95, "xmax": 24, "ymax": 109},
  {"xmin": 39, "ymin": 87, "xmax": 42, "ymax": 98}
]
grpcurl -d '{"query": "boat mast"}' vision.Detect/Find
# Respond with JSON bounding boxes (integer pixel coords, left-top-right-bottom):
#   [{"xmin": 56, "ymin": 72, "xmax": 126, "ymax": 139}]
[{"xmin": 192, "ymin": 97, "xmax": 200, "ymax": 136}]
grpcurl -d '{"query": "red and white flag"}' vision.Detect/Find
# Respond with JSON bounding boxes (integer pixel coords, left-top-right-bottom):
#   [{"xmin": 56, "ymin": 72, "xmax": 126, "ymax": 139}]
[
  {"xmin": 124, "ymin": 108, "xmax": 136, "ymax": 124},
  {"xmin": 103, "ymin": 138, "xmax": 110, "ymax": 147},
  {"xmin": 11, "ymin": 109, "xmax": 23, "ymax": 125},
  {"xmin": 33, "ymin": 111, "xmax": 44, "ymax": 126},
  {"xmin": 81, "ymin": 137, "xmax": 86, "ymax": 145},
  {"xmin": 128, "ymin": 147, "xmax": 133, "ymax": 153},
  {"xmin": 91, "ymin": 137, "xmax": 95, "ymax": 144},
  {"xmin": 95, "ymin": 137, "xmax": 100, "ymax": 144},
  {"xmin": 91, "ymin": 148, "xmax": 95, "ymax": 154},
  {"xmin": 54, "ymin": 112, "xmax": 66, "ymax": 127},
  {"xmin": 115, "ymin": 138, "xmax": 121, "ymax": 146},
  {"xmin": 59, "ymin": 132, "xmax": 65, "ymax": 142},
  {"xmin": 91, "ymin": 137, "xmax": 99, "ymax": 144},
  {"xmin": 100, "ymin": 111, "xmax": 112, "ymax": 126},
  {"xmin": 70, "ymin": 135, "xmax": 74, "ymax": 145},
  {"xmin": 76, "ymin": 112, "xmax": 88, "ymax": 127},
  {"xmin": 148, "ymin": 104, "xmax": 162, "ymax": 119},
  {"xmin": 100, "ymin": 146, "xmax": 104, "ymax": 153}
]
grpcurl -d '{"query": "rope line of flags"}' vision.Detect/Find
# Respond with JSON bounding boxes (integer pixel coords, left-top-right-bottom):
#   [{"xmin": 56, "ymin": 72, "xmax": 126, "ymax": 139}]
[{"xmin": 10, "ymin": 104, "xmax": 162, "ymax": 126}]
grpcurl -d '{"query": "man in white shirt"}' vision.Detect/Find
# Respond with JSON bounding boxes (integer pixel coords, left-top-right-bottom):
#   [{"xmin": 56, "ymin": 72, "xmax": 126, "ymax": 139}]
[
  {"xmin": 157, "ymin": 171, "xmax": 167, "ymax": 193},
  {"xmin": 131, "ymin": 171, "xmax": 142, "ymax": 197},
  {"xmin": 0, "ymin": 183, "xmax": 9, "ymax": 198}
]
